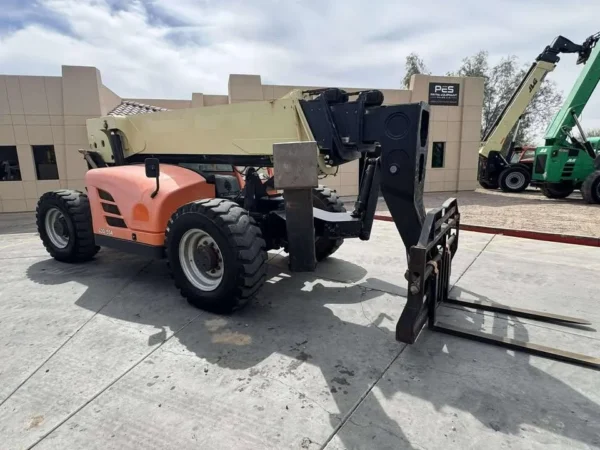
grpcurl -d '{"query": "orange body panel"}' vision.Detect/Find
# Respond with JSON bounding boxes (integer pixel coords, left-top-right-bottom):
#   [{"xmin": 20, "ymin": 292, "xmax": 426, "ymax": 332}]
[{"xmin": 86, "ymin": 164, "xmax": 216, "ymax": 246}]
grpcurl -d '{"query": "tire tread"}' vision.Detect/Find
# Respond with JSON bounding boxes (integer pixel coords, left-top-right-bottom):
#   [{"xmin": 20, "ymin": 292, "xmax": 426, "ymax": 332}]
[
  {"xmin": 312, "ymin": 185, "xmax": 346, "ymax": 261},
  {"xmin": 35, "ymin": 189, "xmax": 98, "ymax": 263},
  {"xmin": 165, "ymin": 198, "xmax": 267, "ymax": 313},
  {"xmin": 581, "ymin": 170, "xmax": 600, "ymax": 204}
]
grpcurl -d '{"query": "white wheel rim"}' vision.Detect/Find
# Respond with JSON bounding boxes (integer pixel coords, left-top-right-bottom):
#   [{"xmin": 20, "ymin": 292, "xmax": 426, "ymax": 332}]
[
  {"xmin": 45, "ymin": 207, "xmax": 70, "ymax": 249},
  {"xmin": 179, "ymin": 229, "xmax": 224, "ymax": 291},
  {"xmin": 506, "ymin": 172, "xmax": 526, "ymax": 190}
]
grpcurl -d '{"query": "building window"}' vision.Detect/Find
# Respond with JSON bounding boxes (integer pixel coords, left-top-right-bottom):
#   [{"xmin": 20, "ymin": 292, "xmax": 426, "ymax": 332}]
[
  {"xmin": 0, "ymin": 146, "xmax": 21, "ymax": 181},
  {"xmin": 32, "ymin": 145, "xmax": 59, "ymax": 180},
  {"xmin": 432, "ymin": 142, "xmax": 445, "ymax": 168}
]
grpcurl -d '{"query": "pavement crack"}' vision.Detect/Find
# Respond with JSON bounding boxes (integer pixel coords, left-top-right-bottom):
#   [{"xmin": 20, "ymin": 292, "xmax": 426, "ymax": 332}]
[
  {"xmin": 450, "ymin": 234, "xmax": 495, "ymax": 289},
  {"xmin": 358, "ymin": 287, "xmax": 388, "ymax": 335},
  {"xmin": 319, "ymin": 343, "xmax": 409, "ymax": 450},
  {"xmin": 0, "ymin": 260, "xmax": 154, "ymax": 409},
  {"xmin": 27, "ymin": 309, "xmax": 205, "ymax": 450}
]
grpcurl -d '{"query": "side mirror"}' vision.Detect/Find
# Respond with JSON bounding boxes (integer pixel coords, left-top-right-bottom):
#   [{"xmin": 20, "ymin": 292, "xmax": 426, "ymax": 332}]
[
  {"xmin": 145, "ymin": 158, "xmax": 160, "ymax": 198},
  {"xmin": 145, "ymin": 158, "xmax": 160, "ymax": 178}
]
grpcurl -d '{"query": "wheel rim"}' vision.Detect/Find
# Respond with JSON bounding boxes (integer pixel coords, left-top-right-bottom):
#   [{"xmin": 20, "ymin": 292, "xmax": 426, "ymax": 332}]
[
  {"xmin": 506, "ymin": 172, "xmax": 526, "ymax": 190},
  {"xmin": 179, "ymin": 229, "xmax": 224, "ymax": 291},
  {"xmin": 44, "ymin": 207, "xmax": 70, "ymax": 249}
]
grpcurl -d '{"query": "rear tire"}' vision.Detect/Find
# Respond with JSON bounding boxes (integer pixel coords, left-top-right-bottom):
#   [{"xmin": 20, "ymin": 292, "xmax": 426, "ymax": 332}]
[
  {"xmin": 165, "ymin": 199, "xmax": 267, "ymax": 314},
  {"xmin": 540, "ymin": 183, "xmax": 574, "ymax": 199},
  {"xmin": 312, "ymin": 186, "xmax": 346, "ymax": 261},
  {"xmin": 478, "ymin": 179, "xmax": 499, "ymax": 190},
  {"xmin": 499, "ymin": 166, "xmax": 530, "ymax": 193},
  {"xmin": 36, "ymin": 190, "xmax": 99, "ymax": 263},
  {"xmin": 581, "ymin": 171, "xmax": 600, "ymax": 204}
]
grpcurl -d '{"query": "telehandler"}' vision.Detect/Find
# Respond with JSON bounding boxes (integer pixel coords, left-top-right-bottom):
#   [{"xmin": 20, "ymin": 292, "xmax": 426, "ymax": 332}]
[
  {"xmin": 477, "ymin": 31, "xmax": 599, "ymax": 193},
  {"xmin": 35, "ymin": 87, "xmax": 599, "ymax": 368},
  {"xmin": 531, "ymin": 32, "xmax": 600, "ymax": 202}
]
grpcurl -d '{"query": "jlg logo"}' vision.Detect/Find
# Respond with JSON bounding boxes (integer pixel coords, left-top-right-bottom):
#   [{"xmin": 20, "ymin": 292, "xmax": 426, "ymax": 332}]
[
  {"xmin": 434, "ymin": 85, "xmax": 454, "ymax": 94},
  {"xmin": 98, "ymin": 228, "xmax": 113, "ymax": 236},
  {"xmin": 528, "ymin": 78, "xmax": 538, "ymax": 93}
]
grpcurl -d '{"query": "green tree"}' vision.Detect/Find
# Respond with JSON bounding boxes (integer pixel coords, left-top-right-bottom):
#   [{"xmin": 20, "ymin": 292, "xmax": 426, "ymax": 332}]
[{"xmin": 402, "ymin": 52, "xmax": 430, "ymax": 88}]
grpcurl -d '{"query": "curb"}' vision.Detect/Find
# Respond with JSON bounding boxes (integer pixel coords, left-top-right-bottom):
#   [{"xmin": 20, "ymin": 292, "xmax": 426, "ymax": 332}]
[{"xmin": 373, "ymin": 214, "xmax": 600, "ymax": 248}]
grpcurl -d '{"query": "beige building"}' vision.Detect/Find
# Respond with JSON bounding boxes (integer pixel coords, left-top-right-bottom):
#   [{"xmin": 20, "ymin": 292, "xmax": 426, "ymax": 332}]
[{"xmin": 0, "ymin": 66, "xmax": 484, "ymax": 213}]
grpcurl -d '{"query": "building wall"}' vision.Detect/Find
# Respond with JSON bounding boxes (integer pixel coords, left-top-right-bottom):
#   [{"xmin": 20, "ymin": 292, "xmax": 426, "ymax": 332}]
[
  {"xmin": 0, "ymin": 65, "xmax": 484, "ymax": 213},
  {"xmin": 0, "ymin": 66, "xmax": 107, "ymax": 212},
  {"xmin": 410, "ymin": 75, "xmax": 484, "ymax": 192}
]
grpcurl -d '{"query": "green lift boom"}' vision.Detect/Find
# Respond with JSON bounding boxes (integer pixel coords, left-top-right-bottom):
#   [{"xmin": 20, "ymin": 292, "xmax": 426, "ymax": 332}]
[
  {"xmin": 477, "ymin": 32, "xmax": 596, "ymax": 193},
  {"xmin": 531, "ymin": 32, "xmax": 600, "ymax": 202}
]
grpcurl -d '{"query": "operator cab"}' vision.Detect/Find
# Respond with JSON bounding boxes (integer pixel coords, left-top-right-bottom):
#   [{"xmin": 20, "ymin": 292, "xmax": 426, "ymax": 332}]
[{"xmin": 177, "ymin": 162, "xmax": 243, "ymax": 199}]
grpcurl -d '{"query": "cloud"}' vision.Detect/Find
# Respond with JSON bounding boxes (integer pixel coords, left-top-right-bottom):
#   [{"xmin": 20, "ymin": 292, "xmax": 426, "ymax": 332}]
[{"xmin": 1, "ymin": 0, "xmax": 600, "ymax": 132}]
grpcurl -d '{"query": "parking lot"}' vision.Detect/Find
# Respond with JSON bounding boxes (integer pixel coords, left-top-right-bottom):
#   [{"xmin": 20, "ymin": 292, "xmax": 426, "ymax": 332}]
[
  {"xmin": 367, "ymin": 188, "xmax": 600, "ymax": 238},
  {"xmin": 1, "ymin": 211, "xmax": 600, "ymax": 449}
]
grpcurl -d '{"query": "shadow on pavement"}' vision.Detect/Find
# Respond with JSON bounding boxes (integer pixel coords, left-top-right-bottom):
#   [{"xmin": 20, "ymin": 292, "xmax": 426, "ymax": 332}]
[{"xmin": 25, "ymin": 252, "xmax": 600, "ymax": 448}]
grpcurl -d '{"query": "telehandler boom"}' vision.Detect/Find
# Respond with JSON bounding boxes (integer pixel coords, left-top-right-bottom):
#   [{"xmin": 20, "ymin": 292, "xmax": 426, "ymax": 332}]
[
  {"xmin": 36, "ymin": 87, "xmax": 599, "ymax": 368},
  {"xmin": 477, "ymin": 32, "xmax": 597, "ymax": 192},
  {"xmin": 531, "ymin": 32, "xmax": 600, "ymax": 202}
]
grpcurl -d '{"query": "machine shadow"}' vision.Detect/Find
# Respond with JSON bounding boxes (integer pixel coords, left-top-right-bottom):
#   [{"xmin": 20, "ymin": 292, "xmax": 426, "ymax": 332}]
[
  {"xmin": 25, "ymin": 251, "xmax": 600, "ymax": 449},
  {"xmin": 25, "ymin": 250, "xmax": 414, "ymax": 448},
  {"xmin": 421, "ymin": 284, "xmax": 600, "ymax": 446}
]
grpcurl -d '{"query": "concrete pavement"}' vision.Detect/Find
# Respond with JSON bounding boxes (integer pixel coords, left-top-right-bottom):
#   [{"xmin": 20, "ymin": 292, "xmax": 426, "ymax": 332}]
[{"xmin": 0, "ymin": 217, "xmax": 599, "ymax": 449}]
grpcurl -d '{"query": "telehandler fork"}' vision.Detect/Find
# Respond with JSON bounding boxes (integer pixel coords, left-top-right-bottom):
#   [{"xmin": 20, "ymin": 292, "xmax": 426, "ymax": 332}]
[{"xmin": 35, "ymin": 88, "xmax": 598, "ymax": 369}]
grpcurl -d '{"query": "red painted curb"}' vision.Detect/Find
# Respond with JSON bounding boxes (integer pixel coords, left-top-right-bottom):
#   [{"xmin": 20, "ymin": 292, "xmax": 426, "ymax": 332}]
[{"xmin": 373, "ymin": 214, "xmax": 600, "ymax": 248}]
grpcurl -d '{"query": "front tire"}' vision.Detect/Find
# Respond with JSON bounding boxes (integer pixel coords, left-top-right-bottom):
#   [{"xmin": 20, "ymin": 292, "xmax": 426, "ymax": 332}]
[
  {"xmin": 581, "ymin": 171, "xmax": 600, "ymax": 204},
  {"xmin": 499, "ymin": 166, "xmax": 530, "ymax": 193},
  {"xmin": 165, "ymin": 199, "xmax": 267, "ymax": 314},
  {"xmin": 540, "ymin": 183, "xmax": 574, "ymax": 199},
  {"xmin": 36, "ymin": 190, "xmax": 99, "ymax": 263},
  {"xmin": 312, "ymin": 186, "xmax": 346, "ymax": 261},
  {"xmin": 478, "ymin": 179, "xmax": 499, "ymax": 190}
]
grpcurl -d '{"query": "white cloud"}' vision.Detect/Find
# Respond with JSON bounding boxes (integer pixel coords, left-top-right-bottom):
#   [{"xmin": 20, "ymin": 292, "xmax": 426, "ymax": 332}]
[{"xmin": 1, "ymin": 0, "xmax": 600, "ymax": 131}]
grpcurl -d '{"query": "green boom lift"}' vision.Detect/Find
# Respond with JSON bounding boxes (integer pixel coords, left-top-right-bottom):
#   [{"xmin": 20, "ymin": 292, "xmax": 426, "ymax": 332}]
[
  {"xmin": 531, "ymin": 32, "xmax": 600, "ymax": 203},
  {"xmin": 477, "ymin": 33, "xmax": 594, "ymax": 192}
]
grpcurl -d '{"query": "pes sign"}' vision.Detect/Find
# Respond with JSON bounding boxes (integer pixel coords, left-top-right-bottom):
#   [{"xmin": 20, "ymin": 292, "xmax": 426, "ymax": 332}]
[{"xmin": 428, "ymin": 82, "xmax": 460, "ymax": 106}]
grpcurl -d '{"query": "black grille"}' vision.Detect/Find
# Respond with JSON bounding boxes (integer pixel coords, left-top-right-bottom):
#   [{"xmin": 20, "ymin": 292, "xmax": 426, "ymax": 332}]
[
  {"xmin": 98, "ymin": 189, "xmax": 115, "ymax": 202},
  {"xmin": 562, "ymin": 162, "xmax": 575, "ymax": 178},
  {"xmin": 534, "ymin": 155, "xmax": 547, "ymax": 174},
  {"xmin": 106, "ymin": 216, "xmax": 127, "ymax": 228},
  {"xmin": 101, "ymin": 203, "xmax": 121, "ymax": 215}
]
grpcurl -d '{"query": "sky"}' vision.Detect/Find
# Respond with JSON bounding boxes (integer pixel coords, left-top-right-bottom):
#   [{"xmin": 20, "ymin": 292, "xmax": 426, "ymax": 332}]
[{"xmin": 1, "ymin": 0, "xmax": 600, "ymax": 137}]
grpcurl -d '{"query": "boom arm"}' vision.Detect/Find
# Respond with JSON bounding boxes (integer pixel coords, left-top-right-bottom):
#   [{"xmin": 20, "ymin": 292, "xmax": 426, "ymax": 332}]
[
  {"xmin": 479, "ymin": 34, "xmax": 588, "ymax": 158},
  {"xmin": 543, "ymin": 32, "xmax": 600, "ymax": 148},
  {"xmin": 85, "ymin": 89, "xmax": 374, "ymax": 177}
]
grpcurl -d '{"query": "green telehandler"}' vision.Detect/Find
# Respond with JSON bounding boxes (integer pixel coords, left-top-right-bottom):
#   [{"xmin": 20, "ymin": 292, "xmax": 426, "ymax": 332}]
[
  {"xmin": 477, "ymin": 32, "xmax": 597, "ymax": 192},
  {"xmin": 531, "ymin": 32, "xmax": 600, "ymax": 203}
]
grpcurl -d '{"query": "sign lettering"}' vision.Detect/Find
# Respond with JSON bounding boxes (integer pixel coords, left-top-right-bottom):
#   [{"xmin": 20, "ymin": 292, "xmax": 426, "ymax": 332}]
[{"xmin": 428, "ymin": 83, "xmax": 460, "ymax": 106}]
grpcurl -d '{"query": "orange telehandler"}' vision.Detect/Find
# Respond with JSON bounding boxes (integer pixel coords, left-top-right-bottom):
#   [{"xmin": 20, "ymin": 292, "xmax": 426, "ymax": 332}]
[{"xmin": 35, "ymin": 87, "xmax": 598, "ymax": 368}]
